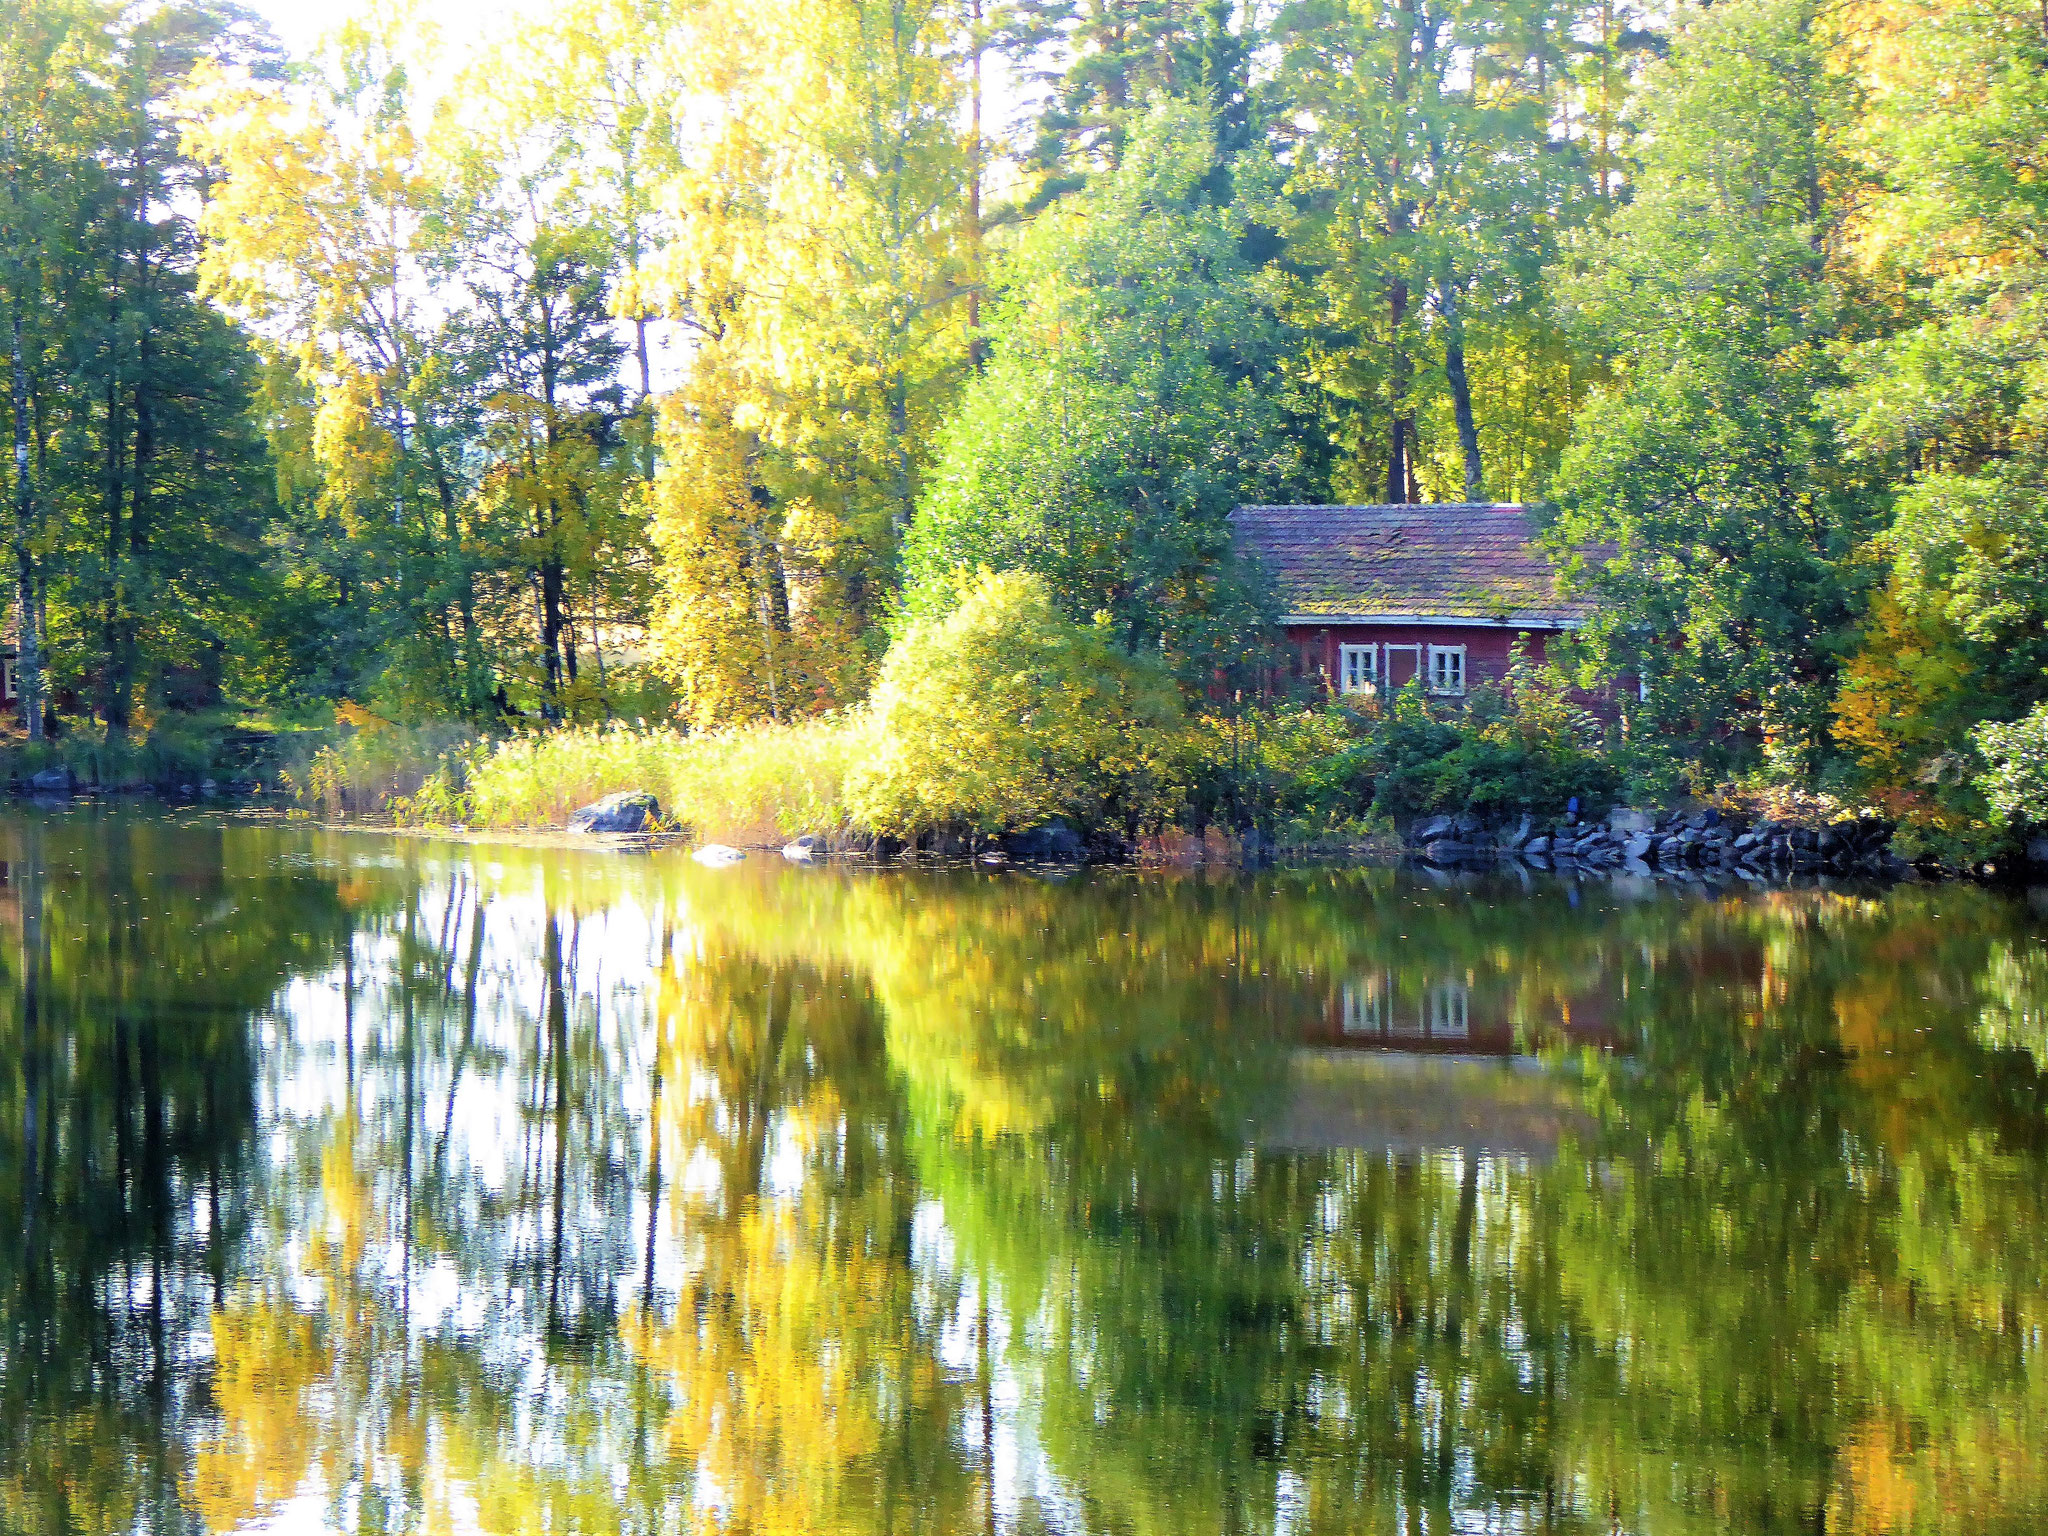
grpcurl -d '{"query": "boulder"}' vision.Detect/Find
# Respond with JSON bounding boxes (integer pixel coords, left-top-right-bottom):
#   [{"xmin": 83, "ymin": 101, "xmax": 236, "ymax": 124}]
[
  {"xmin": 1005, "ymin": 821, "xmax": 1088, "ymax": 863},
  {"xmin": 1451, "ymin": 812, "xmax": 1484, "ymax": 839},
  {"xmin": 27, "ymin": 765, "xmax": 71, "ymax": 794},
  {"xmin": 692, "ymin": 843, "xmax": 746, "ymax": 866},
  {"xmin": 2029, "ymin": 836, "xmax": 2048, "ymax": 867},
  {"xmin": 1522, "ymin": 836, "xmax": 1551, "ymax": 856},
  {"xmin": 567, "ymin": 790, "xmax": 661, "ymax": 834},
  {"xmin": 1608, "ymin": 807, "xmax": 1656, "ymax": 836},
  {"xmin": 1624, "ymin": 833, "xmax": 1653, "ymax": 861},
  {"xmin": 1499, "ymin": 812, "xmax": 1534, "ymax": 849},
  {"xmin": 1411, "ymin": 814, "xmax": 1456, "ymax": 845},
  {"xmin": 782, "ymin": 834, "xmax": 823, "ymax": 863}
]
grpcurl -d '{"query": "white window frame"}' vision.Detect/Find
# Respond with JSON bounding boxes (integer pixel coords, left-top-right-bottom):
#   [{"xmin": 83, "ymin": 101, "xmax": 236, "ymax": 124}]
[
  {"xmin": 1427, "ymin": 644, "xmax": 1467, "ymax": 696},
  {"xmin": 1, "ymin": 660, "xmax": 16, "ymax": 703},
  {"xmin": 1340, "ymin": 979, "xmax": 1383, "ymax": 1036},
  {"xmin": 1426, "ymin": 983, "xmax": 1470, "ymax": 1040},
  {"xmin": 1337, "ymin": 643, "xmax": 1377, "ymax": 695}
]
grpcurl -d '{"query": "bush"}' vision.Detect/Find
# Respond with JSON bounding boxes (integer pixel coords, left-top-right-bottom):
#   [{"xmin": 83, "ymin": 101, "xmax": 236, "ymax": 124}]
[
  {"xmin": 1977, "ymin": 704, "xmax": 2048, "ymax": 829},
  {"xmin": 847, "ymin": 570, "xmax": 1186, "ymax": 838},
  {"xmin": 1180, "ymin": 704, "xmax": 1360, "ymax": 833},
  {"xmin": 1314, "ymin": 662, "xmax": 1621, "ymax": 822}
]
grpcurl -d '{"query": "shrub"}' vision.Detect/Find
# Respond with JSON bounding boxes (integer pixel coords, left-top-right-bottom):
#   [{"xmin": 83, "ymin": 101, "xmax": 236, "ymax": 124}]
[
  {"xmin": 1977, "ymin": 703, "xmax": 2048, "ymax": 828},
  {"xmin": 847, "ymin": 570, "xmax": 1186, "ymax": 838},
  {"xmin": 1182, "ymin": 704, "xmax": 1370, "ymax": 832},
  {"xmin": 1327, "ymin": 662, "xmax": 1621, "ymax": 821}
]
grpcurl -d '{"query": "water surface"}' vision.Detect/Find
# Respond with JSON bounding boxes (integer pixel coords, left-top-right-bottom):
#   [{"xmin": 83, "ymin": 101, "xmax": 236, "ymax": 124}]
[{"xmin": 3, "ymin": 811, "xmax": 2046, "ymax": 1534}]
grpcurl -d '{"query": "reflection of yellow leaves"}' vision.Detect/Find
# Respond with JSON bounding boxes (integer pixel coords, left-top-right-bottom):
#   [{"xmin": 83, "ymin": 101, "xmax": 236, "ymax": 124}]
[
  {"xmin": 625, "ymin": 952, "xmax": 917, "ymax": 1534},
  {"xmin": 628, "ymin": 1199, "xmax": 889, "ymax": 1536},
  {"xmin": 0, "ymin": 1407, "xmax": 141, "ymax": 1536},
  {"xmin": 1832, "ymin": 1421, "xmax": 1920, "ymax": 1535},
  {"xmin": 189, "ymin": 1302, "xmax": 330, "ymax": 1530}
]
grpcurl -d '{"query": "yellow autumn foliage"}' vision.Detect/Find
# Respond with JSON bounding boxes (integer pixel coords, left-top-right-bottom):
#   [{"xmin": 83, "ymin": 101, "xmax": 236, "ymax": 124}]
[{"xmin": 1832, "ymin": 583, "xmax": 1972, "ymax": 782}]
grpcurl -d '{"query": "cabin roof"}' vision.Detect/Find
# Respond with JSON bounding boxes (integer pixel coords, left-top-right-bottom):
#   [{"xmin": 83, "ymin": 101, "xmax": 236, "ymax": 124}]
[{"xmin": 1230, "ymin": 502, "xmax": 1604, "ymax": 626}]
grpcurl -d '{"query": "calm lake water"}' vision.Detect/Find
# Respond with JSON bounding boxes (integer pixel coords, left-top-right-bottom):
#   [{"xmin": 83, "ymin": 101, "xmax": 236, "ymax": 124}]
[{"xmin": 3, "ymin": 811, "xmax": 2047, "ymax": 1535}]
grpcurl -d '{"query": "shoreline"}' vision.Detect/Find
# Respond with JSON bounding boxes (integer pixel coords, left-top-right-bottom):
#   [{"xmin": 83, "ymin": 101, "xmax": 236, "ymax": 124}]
[{"xmin": 9, "ymin": 796, "xmax": 2041, "ymax": 886}]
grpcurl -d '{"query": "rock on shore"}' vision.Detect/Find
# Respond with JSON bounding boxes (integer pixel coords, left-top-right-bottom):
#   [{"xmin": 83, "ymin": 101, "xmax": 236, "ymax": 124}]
[
  {"xmin": 1408, "ymin": 804, "xmax": 1911, "ymax": 879},
  {"xmin": 567, "ymin": 790, "xmax": 661, "ymax": 834}
]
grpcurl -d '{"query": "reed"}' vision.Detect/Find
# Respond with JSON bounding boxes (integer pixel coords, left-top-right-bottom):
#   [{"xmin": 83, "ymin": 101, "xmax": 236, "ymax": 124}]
[{"xmin": 439, "ymin": 718, "xmax": 858, "ymax": 843}]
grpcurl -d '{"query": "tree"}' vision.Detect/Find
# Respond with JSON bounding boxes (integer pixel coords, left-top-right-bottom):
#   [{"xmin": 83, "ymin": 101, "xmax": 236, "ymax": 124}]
[
  {"xmin": 1546, "ymin": 0, "xmax": 1884, "ymax": 779},
  {"xmin": 1001, "ymin": 0, "xmax": 1217, "ymax": 197},
  {"xmin": 903, "ymin": 101, "xmax": 1324, "ymax": 681},
  {"xmin": 0, "ymin": 0, "xmax": 106, "ymax": 742},
  {"xmin": 644, "ymin": 354, "xmax": 868, "ymax": 728},
  {"xmin": 1829, "ymin": 0, "xmax": 2048, "ymax": 816},
  {"xmin": 0, "ymin": 1, "xmax": 287, "ymax": 743},
  {"xmin": 648, "ymin": 0, "xmax": 972, "ymax": 595},
  {"xmin": 184, "ymin": 10, "xmax": 492, "ymax": 718},
  {"xmin": 1268, "ymin": 0, "xmax": 1591, "ymax": 505}
]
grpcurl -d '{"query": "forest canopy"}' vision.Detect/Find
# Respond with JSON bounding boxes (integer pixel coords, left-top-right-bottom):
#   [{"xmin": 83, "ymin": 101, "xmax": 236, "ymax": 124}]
[{"xmin": 2, "ymin": 0, "xmax": 2046, "ymax": 838}]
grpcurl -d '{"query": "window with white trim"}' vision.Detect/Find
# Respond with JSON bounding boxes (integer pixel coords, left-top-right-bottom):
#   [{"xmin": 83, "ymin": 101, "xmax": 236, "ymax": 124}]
[
  {"xmin": 1, "ymin": 660, "xmax": 16, "ymax": 703},
  {"xmin": 1427, "ymin": 644, "xmax": 1467, "ymax": 695},
  {"xmin": 1426, "ymin": 983, "xmax": 1470, "ymax": 1039},
  {"xmin": 1337, "ymin": 643, "xmax": 1377, "ymax": 694},
  {"xmin": 1340, "ymin": 979, "xmax": 1383, "ymax": 1036}
]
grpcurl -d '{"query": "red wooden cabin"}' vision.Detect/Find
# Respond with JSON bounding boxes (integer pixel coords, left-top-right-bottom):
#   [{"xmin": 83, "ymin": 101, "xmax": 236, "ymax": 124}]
[{"xmin": 1231, "ymin": 502, "xmax": 1616, "ymax": 706}]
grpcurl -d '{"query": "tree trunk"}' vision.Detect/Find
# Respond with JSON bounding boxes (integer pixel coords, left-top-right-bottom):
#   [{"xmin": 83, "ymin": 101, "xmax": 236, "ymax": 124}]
[
  {"xmin": 10, "ymin": 298, "xmax": 41, "ymax": 741},
  {"xmin": 420, "ymin": 419, "xmax": 482, "ymax": 716},
  {"xmin": 113, "ymin": 359, "xmax": 154, "ymax": 747},
  {"xmin": 967, "ymin": 0, "xmax": 986, "ymax": 372},
  {"xmin": 99, "ymin": 374, "xmax": 126, "ymax": 731},
  {"xmin": 540, "ymin": 552, "xmax": 567, "ymax": 712},
  {"xmin": 1387, "ymin": 277, "xmax": 1414, "ymax": 504},
  {"xmin": 1440, "ymin": 280, "xmax": 1484, "ymax": 501}
]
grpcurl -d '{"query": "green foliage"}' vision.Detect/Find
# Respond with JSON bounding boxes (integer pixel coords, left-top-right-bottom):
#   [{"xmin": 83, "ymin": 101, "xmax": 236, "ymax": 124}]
[
  {"xmin": 903, "ymin": 101, "xmax": 1322, "ymax": 683},
  {"xmin": 849, "ymin": 570, "xmax": 1187, "ymax": 838},
  {"xmin": 1827, "ymin": 0, "xmax": 2048, "ymax": 818},
  {"xmin": 1369, "ymin": 669, "xmax": 1621, "ymax": 818},
  {"xmin": 1977, "ymin": 703, "xmax": 2048, "ymax": 830},
  {"xmin": 1549, "ymin": 0, "xmax": 1885, "ymax": 782}
]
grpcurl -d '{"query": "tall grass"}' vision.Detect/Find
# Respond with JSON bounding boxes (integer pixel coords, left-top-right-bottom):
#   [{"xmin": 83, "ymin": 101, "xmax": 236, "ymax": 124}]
[{"xmin": 422, "ymin": 718, "xmax": 859, "ymax": 844}]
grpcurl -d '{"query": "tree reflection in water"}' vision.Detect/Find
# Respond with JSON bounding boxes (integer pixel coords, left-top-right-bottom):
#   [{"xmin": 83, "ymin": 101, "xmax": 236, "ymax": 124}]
[{"xmin": 0, "ymin": 814, "xmax": 2044, "ymax": 1533}]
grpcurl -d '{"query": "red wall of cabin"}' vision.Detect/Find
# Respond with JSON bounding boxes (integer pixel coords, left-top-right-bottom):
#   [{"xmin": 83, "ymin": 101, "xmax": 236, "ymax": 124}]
[
  {"xmin": 1285, "ymin": 623, "xmax": 1621, "ymax": 717},
  {"xmin": 1290, "ymin": 623, "xmax": 1551, "ymax": 688}
]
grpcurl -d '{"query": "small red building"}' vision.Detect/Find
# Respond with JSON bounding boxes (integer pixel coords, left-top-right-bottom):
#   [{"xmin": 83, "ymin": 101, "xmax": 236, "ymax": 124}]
[{"xmin": 1232, "ymin": 501, "xmax": 1604, "ymax": 700}]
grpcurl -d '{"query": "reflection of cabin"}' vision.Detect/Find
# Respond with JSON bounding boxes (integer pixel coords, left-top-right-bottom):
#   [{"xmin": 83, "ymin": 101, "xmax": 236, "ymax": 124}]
[
  {"xmin": 1258, "ymin": 971, "xmax": 1618, "ymax": 1158},
  {"xmin": 1260, "ymin": 1053, "xmax": 1595, "ymax": 1160},
  {"xmin": 1304, "ymin": 973, "xmax": 1620, "ymax": 1057}
]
